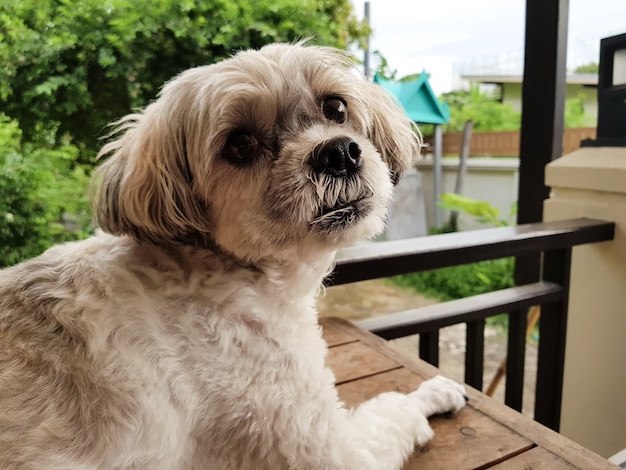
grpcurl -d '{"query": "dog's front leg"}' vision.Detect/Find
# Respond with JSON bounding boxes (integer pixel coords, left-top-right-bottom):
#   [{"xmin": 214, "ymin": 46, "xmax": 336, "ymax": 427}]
[{"xmin": 343, "ymin": 375, "xmax": 467, "ymax": 469}]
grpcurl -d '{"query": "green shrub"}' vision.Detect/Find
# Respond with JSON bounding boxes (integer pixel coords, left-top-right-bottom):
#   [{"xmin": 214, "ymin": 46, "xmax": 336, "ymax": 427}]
[
  {"xmin": 390, "ymin": 194, "xmax": 516, "ymax": 326},
  {"xmin": 0, "ymin": 114, "xmax": 92, "ymax": 267},
  {"xmin": 441, "ymin": 84, "xmax": 521, "ymax": 133},
  {"xmin": 391, "ymin": 257, "xmax": 515, "ymax": 302}
]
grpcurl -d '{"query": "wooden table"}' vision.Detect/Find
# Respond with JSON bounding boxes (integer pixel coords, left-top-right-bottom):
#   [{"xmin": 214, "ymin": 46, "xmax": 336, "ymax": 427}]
[{"xmin": 321, "ymin": 317, "xmax": 617, "ymax": 470}]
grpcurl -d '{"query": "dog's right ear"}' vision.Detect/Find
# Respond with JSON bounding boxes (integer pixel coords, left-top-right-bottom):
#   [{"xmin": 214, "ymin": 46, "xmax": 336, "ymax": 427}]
[
  {"xmin": 364, "ymin": 81, "xmax": 422, "ymax": 185},
  {"xmin": 92, "ymin": 102, "xmax": 210, "ymax": 246}
]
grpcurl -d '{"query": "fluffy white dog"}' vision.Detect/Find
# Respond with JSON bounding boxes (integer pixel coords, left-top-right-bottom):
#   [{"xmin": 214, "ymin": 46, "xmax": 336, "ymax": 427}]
[{"xmin": 0, "ymin": 43, "xmax": 466, "ymax": 469}]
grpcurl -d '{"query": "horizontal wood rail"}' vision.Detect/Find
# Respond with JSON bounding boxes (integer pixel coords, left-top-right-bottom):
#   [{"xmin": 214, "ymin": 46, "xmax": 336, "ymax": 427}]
[
  {"xmin": 326, "ymin": 218, "xmax": 615, "ymax": 431},
  {"xmin": 355, "ymin": 281, "xmax": 562, "ymax": 339},
  {"xmin": 328, "ymin": 218, "xmax": 615, "ymax": 286}
]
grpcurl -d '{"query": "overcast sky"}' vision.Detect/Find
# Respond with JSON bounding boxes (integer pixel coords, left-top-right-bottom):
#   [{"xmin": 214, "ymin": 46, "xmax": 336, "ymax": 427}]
[{"xmin": 350, "ymin": 0, "xmax": 626, "ymax": 94}]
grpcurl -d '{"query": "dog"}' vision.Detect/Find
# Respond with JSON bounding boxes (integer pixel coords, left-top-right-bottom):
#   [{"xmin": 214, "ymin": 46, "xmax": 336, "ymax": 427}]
[{"xmin": 0, "ymin": 43, "xmax": 467, "ymax": 469}]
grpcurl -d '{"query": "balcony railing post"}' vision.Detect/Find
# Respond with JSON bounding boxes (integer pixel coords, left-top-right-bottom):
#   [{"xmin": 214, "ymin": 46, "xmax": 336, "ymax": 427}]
[
  {"xmin": 419, "ymin": 331, "xmax": 439, "ymax": 367},
  {"xmin": 465, "ymin": 320, "xmax": 485, "ymax": 390},
  {"xmin": 505, "ymin": 309, "xmax": 528, "ymax": 411},
  {"xmin": 517, "ymin": 0, "xmax": 569, "ymax": 225},
  {"xmin": 337, "ymin": 219, "xmax": 613, "ymax": 428},
  {"xmin": 534, "ymin": 247, "xmax": 572, "ymax": 430}
]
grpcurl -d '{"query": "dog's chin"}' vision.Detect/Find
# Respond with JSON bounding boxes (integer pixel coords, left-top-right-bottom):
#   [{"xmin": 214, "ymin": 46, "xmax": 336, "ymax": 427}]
[
  {"xmin": 309, "ymin": 197, "xmax": 373, "ymax": 236},
  {"xmin": 306, "ymin": 191, "xmax": 391, "ymax": 250}
]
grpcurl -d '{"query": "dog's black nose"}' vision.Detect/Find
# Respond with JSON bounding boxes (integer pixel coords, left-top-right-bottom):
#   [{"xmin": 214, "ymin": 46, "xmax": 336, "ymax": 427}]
[{"xmin": 310, "ymin": 137, "xmax": 362, "ymax": 177}]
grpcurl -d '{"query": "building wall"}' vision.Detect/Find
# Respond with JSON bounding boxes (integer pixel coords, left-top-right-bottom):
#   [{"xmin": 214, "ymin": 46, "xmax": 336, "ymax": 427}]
[
  {"xmin": 417, "ymin": 157, "xmax": 519, "ymax": 231},
  {"xmin": 501, "ymin": 82, "xmax": 523, "ymax": 112},
  {"xmin": 544, "ymin": 146, "xmax": 626, "ymax": 458},
  {"xmin": 502, "ymin": 82, "xmax": 597, "ymax": 124}
]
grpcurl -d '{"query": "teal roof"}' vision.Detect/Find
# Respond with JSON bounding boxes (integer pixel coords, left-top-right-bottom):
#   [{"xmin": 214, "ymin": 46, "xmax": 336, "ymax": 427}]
[{"xmin": 374, "ymin": 73, "xmax": 450, "ymax": 125}]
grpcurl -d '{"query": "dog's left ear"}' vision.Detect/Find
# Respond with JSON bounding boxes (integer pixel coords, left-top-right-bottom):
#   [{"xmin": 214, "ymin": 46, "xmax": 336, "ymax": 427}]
[
  {"xmin": 364, "ymin": 82, "xmax": 422, "ymax": 184},
  {"xmin": 92, "ymin": 97, "xmax": 209, "ymax": 247}
]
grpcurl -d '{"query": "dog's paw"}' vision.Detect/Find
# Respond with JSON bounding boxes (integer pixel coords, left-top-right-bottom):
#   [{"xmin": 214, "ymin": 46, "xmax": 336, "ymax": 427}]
[
  {"xmin": 410, "ymin": 375, "xmax": 468, "ymax": 418},
  {"xmin": 413, "ymin": 413, "xmax": 436, "ymax": 448}
]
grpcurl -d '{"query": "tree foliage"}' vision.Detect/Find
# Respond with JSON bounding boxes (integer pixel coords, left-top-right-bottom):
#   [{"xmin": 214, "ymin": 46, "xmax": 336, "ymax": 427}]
[
  {"xmin": 373, "ymin": 50, "xmax": 397, "ymax": 80},
  {"xmin": 438, "ymin": 193, "xmax": 517, "ymax": 228},
  {"xmin": 0, "ymin": 114, "xmax": 92, "ymax": 267},
  {"xmin": 564, "ymin": 93, "xmax": 596, "ymax": 127},
  {"xmin": 0, "ymin": 0, "xmax": 367, "ymax": 266},
  {"xmin": 441, "ymin": 84, "xmax": 521, "ymax": 133},
  {"xmin": 573, "ymin": 62, "xmax": 599, "ymax": 74},
  {"xmin": 1, "ymin": 0, "xmax": 368, "ymax": 157}
]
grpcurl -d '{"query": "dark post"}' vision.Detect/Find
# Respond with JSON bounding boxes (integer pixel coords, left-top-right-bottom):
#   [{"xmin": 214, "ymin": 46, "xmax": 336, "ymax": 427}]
[
  {"xmin": 419, "ymin": 331, "xmax": 439, "ymax": 367},
  {"xmin": 534, "ymin": 248, "xmax": 572, "ymax": 430},
  {"xmin": 583, "ymin": 32, "xmax": 626, "ymax": 147},
  {"xmin": 516, "ymin": 0, "xmax": 570, "ymax": 429},
  {"xmin": 505, "ymin": 310, "xmax": 527, "ymax": 411},
  {"xmin": 515, "ymin": 0, "xmax": 569, "ymax": 286},
  {"xmin": 464, "ymin": 319, "xmax": 485, "ymax": 390}
]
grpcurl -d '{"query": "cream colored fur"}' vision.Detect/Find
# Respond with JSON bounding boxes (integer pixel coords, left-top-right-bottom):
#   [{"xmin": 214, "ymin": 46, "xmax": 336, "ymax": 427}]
[{"xmin": 0, "ymin": 43, "xmax": 466, "ymax": 469}]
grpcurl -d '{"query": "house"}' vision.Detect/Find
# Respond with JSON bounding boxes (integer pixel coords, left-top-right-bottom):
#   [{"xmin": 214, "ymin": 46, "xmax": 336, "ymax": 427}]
[
  {"xmin": 460, "ymin": 73, "xmax": 598, "ymax": 125},
  {"xmin": 373, "ymin": 72, "xmax": 450, "ymax": 125}
]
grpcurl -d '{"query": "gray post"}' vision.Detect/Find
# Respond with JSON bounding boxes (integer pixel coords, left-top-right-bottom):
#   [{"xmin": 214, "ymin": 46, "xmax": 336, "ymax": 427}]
[
  {"xmin": 433, "ymin": 124, "xmax": 443, "ymax": 228},
  {"xmin": 363, "ymin": 2, "xmax": 371, "ymax": 80}
]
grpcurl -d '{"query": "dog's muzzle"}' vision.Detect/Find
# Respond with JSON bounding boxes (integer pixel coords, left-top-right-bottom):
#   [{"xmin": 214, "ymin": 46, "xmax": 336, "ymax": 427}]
[
  {"xmin": 309, "ymin": 137, "xmax": 362, "ymax": 177},
  {"xmin": 306, "ymin": 136, "xmax": 376, "ymax": 235}
]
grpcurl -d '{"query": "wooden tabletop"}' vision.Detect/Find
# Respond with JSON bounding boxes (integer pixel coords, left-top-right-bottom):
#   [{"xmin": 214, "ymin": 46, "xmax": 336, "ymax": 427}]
[{"xmin": 321, "ymin": 317, "xmax": 617, "ymax": 470}]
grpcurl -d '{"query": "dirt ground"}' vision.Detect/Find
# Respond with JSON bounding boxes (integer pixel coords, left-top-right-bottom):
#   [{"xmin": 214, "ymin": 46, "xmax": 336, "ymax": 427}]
[{"xmin": 317, "ymin": 279, "xmax": 537, "ymax": 417}]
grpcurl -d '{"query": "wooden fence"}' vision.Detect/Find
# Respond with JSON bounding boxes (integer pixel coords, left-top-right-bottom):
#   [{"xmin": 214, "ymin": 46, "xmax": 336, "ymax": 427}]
[{"xmin": 426, "ymin": 127, "xmax": 597, "ymax": 157}]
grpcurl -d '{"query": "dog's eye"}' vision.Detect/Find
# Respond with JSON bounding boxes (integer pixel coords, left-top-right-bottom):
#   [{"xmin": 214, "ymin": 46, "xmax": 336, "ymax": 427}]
[
  {"xmin": 223, "ymin": 132, "xmax": 259, "ymax": 164},
  {"xmin": 322, "ymin": 97, "xmax": 347, "ymax": 124}
]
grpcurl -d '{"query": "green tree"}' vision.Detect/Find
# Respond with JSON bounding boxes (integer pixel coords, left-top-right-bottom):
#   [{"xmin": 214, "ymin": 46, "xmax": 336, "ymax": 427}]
[
  {"xmin": 373, "ymin": 50, "xmax": 397, "ymax": 80},
  {"xmin": 0, "ymin": 116, "xmax": 45, "ymax": 266},
  {"xmin": 0, "ymin": 0, "xmax": 367, "ymax": 264},
  {"xmin": 0, "ymin": 114, "xmax": 91, "ymax": 267},
  {"xmin": 441, "ymin": 84, "xmax": 521, "ymax": 132},
  {"xmin": 564, "ymin": 93, "xmax": 595, "ymax": 128},
  {"xmin": 1, "ymin": 0, "xmax": 368, "ymax": 158},
  {"xmin": 573, "ymin": 62, "xmax": 599, "ymax": 74}
]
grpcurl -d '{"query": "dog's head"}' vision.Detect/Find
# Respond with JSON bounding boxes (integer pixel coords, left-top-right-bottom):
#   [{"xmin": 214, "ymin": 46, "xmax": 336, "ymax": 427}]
[{"xmin": 94, "ymin": 43, "xmax": 420, "ymax": 264}]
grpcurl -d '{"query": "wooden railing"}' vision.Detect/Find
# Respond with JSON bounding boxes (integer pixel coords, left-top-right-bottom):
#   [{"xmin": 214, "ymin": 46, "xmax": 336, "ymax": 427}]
[
  {"xmin": 326, "ymin": 218, "xmax": 615, "ymax": 431},
  {"xmin": 425, "ymin": 127, "xmax": 597, "ymax": 157}
]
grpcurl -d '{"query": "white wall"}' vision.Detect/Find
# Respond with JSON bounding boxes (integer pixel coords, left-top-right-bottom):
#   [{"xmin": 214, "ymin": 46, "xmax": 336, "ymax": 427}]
[{"xmin": 418, "ymin": 156, "xmax": 519, "ymax": 231}]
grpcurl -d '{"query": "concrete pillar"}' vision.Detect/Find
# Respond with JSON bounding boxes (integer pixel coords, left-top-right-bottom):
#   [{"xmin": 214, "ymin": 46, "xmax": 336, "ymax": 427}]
[
  {"xmin": 385, "ymin": 168, "xmax": 427, "ymax": 240},
  {"xmin": 544, "ymin": 146, "xmax": 626, "ymax": 457}
]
